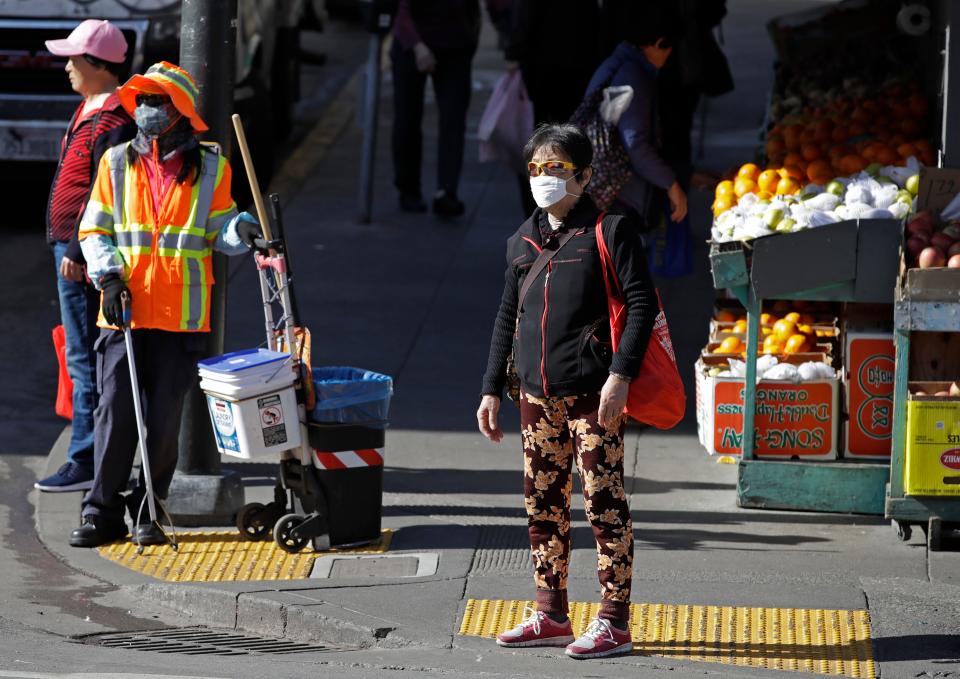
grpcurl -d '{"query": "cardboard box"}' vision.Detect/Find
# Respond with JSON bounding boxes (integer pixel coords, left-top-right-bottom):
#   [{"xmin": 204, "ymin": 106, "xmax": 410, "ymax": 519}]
[
  {"xmin": 695, "ymin": 355, "xmax": 839, "ymax": 459},
  {"xmin": 843, "ymin": 333, "xmax": 895, "ymax": 459},
  {"xmin": 904, "ymin": 383, "xmax": 960, "ymax": 496}
]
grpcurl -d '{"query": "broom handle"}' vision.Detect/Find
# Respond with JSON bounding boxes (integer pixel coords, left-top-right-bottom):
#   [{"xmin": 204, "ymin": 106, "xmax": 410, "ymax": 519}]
[{"xmin": 231, "ymin": 113, "xmax": 274, "ymax": 241}]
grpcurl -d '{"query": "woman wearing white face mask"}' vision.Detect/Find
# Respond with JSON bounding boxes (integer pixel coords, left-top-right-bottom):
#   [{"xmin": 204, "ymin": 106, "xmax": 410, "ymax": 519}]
[{"xmin": 477, "ymin": 124, "xmax": 658, "ymax": 659}]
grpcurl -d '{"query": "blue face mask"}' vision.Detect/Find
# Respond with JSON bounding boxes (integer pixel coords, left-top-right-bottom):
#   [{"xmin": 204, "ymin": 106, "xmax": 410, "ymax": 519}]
[{"xmin": 134, "ymin": 101, "xmax": 181, "ymax": 138}]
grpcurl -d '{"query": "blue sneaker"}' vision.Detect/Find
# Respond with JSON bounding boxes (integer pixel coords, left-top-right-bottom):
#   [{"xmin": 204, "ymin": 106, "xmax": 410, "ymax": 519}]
[{"xmin": 35, "ymin": 462, "xmax": 94, "ymax": 492}]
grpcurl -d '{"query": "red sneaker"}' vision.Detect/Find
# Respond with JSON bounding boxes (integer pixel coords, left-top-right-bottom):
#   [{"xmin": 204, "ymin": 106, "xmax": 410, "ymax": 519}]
[
  {"xmin": 496, "ymin": 607, "xmax": 574, "ymax": 648},
  {"xmin": 565, "ymin": 617, "xmax": 633, "ymax": 659}
]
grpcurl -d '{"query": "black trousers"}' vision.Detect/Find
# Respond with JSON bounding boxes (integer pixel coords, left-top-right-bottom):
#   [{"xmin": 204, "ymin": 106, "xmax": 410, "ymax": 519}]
[
  {"xmin": 82, "ymin": 328, "xmax": 207, "ymax": 524},
  {"xmin": 391, "ymin": 43, "xmax": 475, "ymax": 198}
]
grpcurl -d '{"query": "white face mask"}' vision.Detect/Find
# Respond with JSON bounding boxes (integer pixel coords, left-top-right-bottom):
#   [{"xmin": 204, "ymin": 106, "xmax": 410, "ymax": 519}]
[{"xmin": 530, "ymin": 174, "xmax": 580, "ymax": 208}]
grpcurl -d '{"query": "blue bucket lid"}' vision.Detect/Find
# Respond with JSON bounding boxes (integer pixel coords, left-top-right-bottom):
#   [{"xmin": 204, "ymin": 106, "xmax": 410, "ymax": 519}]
[{"xmin": 198, "ymin": 348, "xmax": 290, "ymax": 373}]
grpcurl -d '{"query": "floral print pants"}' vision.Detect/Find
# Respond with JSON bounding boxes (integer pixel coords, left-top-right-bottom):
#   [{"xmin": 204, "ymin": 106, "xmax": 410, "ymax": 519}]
[{"xmin": 519, "ymin": 390, "xmax": 633, "ymax": 623}]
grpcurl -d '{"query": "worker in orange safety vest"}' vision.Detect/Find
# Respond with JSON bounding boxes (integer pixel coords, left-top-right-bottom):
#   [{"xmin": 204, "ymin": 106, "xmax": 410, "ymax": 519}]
[{"xmin": 70, "ymin": 61, "xmax": 264, "ymax": 548}]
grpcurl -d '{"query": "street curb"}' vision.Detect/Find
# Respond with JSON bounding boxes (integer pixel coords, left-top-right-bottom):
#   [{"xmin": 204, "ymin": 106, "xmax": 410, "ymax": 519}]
[{"xmin": 129, "ymin": 582, "xmax": 409, "ymax": 649}]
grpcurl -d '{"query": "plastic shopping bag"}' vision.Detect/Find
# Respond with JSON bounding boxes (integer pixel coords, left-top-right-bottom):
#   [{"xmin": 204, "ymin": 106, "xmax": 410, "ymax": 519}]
[
  {"xmin": 478, "ymin": 71, "xmax": 533, "ymax": 169},
  {"xmin": 596, "ymin": 216, "xmax": 685, "ymax": 429},
  {"xmin": 647, "ymin": 202, "xmax": 694, "ymax": 278},
  {"xmin": 52, "ymin": 324, "xmax": 73, "ymax": 420}
]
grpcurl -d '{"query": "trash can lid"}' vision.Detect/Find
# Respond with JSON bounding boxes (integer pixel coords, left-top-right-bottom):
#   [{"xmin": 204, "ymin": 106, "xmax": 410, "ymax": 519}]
[{"xmin": 198, "ymin": 348, "xmax": 290, "ymax": 373}]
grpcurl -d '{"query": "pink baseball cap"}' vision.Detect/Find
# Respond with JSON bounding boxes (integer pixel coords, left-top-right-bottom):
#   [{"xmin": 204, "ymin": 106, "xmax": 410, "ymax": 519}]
[{"xmin": 45, "ymin": 19, "xmax": 127, "ymax": 64}]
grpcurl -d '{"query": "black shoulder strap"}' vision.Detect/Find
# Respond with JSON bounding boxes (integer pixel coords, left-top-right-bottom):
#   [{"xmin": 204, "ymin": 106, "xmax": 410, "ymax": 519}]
[{"xmin": 518, "ymin": 227, "xmax": 580, "ymax": 310}]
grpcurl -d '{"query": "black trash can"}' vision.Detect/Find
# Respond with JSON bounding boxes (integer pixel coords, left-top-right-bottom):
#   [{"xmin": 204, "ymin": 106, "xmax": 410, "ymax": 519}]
[{"xmin": 308, "ymin": 367, "xmax": 392, "ymax": 546}]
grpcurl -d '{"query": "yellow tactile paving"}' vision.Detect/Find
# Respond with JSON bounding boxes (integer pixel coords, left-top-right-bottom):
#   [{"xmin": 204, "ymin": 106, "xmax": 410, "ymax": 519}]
[
  {"xmin": 459, "ymin": 599, "xmax": 876, "ymax": 678},
  {"xmin": 97, "ymin": 530, "xmax": 392, "ymax": 582}
]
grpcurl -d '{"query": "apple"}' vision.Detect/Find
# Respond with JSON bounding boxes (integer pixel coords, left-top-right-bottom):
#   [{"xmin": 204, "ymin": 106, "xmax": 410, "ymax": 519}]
[
  {"xmin": 931, "ymin": 232, "xmax": 956, "ymax": 252},
  {"xmin": 948, "ymin": 242, "xmax": 960, "ymax": 258},
  {"xmin": 949, "ymin": 254, "xmax": 960, "ymax": 268},
  {"xmin": 776, "ymin": 218, "xmax": 796, "ymax": 233},
  {"xmin": 919, "ymin": 246, "xmax": 946, "ymax": 268},
  {"xmin": 865, "ymin": 162, "xmax": 883, "ymax": 176},
  {"xmin": 764, "ymin": 208, "xmax": 784, "ymax": 228},
  {"xmin": 876, "ymin": 175, "xmax": 895, "ymax": 184},
  {"xmin": 907, "ymin": 211, "xmax": 935, "ymax": 237},
  {"xmin": 896, "ymin": 189, "xmax": 914, "ymax": 204},
  {"xmin": 907, "ymin": 236, "xmax": 929, "ymax": 259},
  {"xmin": 951, "ymin": 382, "xmax": 960, "ymax": 397},
  {"xmin": 825, "ymin": 181, "xmax": 845, "ymax": 196},
  {"xmin": 906, "ymin": 174, "xmax": 920, "ymax": 196}
]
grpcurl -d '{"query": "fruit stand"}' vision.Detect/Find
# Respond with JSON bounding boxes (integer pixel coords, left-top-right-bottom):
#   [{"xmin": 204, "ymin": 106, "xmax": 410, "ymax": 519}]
[
  {"xmin": 885, "ymin": 167, "xmax": 960, "ymax": 549},
  {"xmin": 698, "ymin": 0, "xmax": 960, "ymax": 524}
]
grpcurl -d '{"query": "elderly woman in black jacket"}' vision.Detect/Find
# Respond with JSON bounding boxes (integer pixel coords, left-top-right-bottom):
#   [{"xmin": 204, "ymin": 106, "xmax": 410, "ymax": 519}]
[{"xmin": 477, "ymin": 123, "xmax": 656, "ymax": 659}]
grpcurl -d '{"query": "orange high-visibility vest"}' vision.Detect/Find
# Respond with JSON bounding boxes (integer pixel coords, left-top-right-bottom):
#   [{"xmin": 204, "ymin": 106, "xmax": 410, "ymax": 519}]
[{"xmin": 80, "ymin": 142, "xmax": 236, "ymax": 332}]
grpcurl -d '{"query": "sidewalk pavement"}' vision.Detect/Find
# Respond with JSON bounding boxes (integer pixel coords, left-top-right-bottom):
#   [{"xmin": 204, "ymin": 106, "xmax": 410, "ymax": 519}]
[{"xmin": 34, "ymin": 4, "xmax": 960, "ymax": 678}]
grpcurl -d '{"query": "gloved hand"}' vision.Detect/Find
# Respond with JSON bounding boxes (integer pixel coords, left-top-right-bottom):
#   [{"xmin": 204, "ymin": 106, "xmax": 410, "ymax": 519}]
[
  {"xmin": 101, "ymin": 276, "xmax": 131, "ymax": 327},
  {"xmin": 234, "ymin": 212, "xmax": 263, "ymax": 249}
]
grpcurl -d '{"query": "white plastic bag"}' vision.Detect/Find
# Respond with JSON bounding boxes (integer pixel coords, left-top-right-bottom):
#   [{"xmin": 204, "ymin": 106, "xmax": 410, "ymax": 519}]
[
  {"xmin": 599, "ymin": 85, "xmax": 634, "ymax": 125},
  {"xmin": 478, "ymin": 71, "xmax": 534, "ymax": 168}
]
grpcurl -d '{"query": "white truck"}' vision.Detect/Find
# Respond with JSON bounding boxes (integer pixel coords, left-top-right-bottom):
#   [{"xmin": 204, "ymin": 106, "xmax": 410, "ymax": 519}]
[{"xmin": 0, "ymin": 0, "xmax": 305, "ymax": 171}]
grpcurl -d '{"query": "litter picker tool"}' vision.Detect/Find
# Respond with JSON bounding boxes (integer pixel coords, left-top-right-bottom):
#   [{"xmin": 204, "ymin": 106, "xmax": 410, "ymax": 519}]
[{"xmin": 121, "ymin": 292, "xmax": 178, "ymax": 554}]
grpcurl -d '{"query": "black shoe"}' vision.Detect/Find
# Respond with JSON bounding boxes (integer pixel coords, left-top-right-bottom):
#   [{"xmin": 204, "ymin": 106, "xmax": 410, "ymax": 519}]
[
  {"xmin": 399, "ymin": 192, "xmax": 427, "ymax": 213},
  {"xmin": 432, "ymin": 191, "xmax": 465, "ymax": 217},
  {"xmin": 133, "ymin": 521, "xmax": 167, "ymax": 546},
  {"xmin": 70, "ymin": 515, "xmax": 128, "ymax": 548}
]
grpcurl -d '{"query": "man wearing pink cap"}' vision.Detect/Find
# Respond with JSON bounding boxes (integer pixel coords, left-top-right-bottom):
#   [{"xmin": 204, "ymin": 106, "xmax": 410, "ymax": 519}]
[{"xmin": 36, "ymin": 20, "xmax": 136, "ymax": 493}]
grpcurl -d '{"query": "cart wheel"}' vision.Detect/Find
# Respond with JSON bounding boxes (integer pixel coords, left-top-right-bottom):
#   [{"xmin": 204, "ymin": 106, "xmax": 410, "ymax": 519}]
[
  {"xmin": 236, "ymin": 502, "xmax": 271, "ymax": 541},
  {"xmin": 274, "ymin": 513, "xmax": 308, "ymax": 554},
  {"xmin": 928, "ymin": 517, "xmax": 943, "ymax": 552},
  {"xmin": 893, "ymin": 520, "xmax": 912, "ymax": 542}
]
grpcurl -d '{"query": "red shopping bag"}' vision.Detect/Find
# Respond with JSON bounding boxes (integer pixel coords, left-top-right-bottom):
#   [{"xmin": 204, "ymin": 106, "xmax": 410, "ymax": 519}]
[
  {"xmin": 52, "ymin": 325, "xmax": 73, "ymax": 420},
  {"xmin": 595, "ymin": 217, "xmax": 685, "ymax": 428}
]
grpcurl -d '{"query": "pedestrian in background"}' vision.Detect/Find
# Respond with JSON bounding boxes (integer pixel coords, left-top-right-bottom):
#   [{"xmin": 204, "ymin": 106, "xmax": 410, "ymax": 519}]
[
  {"xmin": 69, "ymin": 62, "xmax": 263, "ymax": 548},
  {"xmin": 658, "ymin": 0, "xmax": 733, "ymax": 190},
  {"xmin": 504, "ymin": 0, "xmax": 601, "ymax": 216},
  {"xmin": 36, "ymin": 20, "xmax": 136, "ymax": 493},
  {"xmin": 585, "ymin": 6, "xmax": 687, "ymax": 229},
  {"xmin": 391, "ymin": 0, "xmax": 487, "ymax": 217},
  {"xmin": 478, "ymin": 124, "xmax": 657, "ymax": 659}
]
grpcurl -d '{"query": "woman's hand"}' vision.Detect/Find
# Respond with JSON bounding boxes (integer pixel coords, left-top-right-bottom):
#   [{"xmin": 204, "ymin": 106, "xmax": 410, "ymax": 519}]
[
  {"xmin": 59, "ymin": 256, "xmax": 85, "ymax": 282},
  {"xmin": 413, "ymin": 42, "xmax": 436, "ymax": 73},
  {"xmin": 598, "ymin": 374, "xmax": 629, "ymax": 430},
  {"xmin": 667, "ymin": 181, "xmax": 688, "ymax": 223},
  {"xmin": 477, "ymin": 395, "xmax": 504, "ymax": 443}
]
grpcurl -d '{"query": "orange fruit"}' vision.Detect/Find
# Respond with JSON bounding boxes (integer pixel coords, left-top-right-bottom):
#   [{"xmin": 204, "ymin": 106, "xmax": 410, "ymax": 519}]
[
  {"xmin": 713, "ymin": 194, "xmax": 736, "ymax": 216},
  {"xmin": 778, "ymin": 165, "xmax": 804, "ymax": 181},
  {"xmin": 757, "ymin": 169, "xmax": 780, "ymax": 193},
  {"xmin": 756, "ymin": 190, "xmax": 774, "ymax": 201},
  {"xmin": 737, "ymin": 163, "xmax": 761, "ymax": 182},
  {"xmin": 806, "ymin": 159, "xmax": 833, "ymax": 184},
  {"xmin": 775, "ymin": 176, "xmax": 801, "ymax": 195},
  {"xmin": 897, "ymin": 142, "xmax": 917, "ymax": 159},
  {"xmin": 772, "ymin": 318, "xmax": 797, "ymax": 342},
  {"xmin": 718, "ymin": 336, "xmax": 743, "ymax": 354},
  {"xmin": 831, "ymin": 125, "xmax": 849, "ymax": 143},
  {"xmin": 839, "ymin": 154, "xmax": 867, "ymax": 175},
  {"xmin": 760, "ymin": 313, "xmax": 775, "ymax": 325},
  {"xmin": 784, "ymin": 334, "xmax": 809, "ymax": 354},
  {"xmin": 801, "ymin": 144, "xmax": 821, "ymax": 161},
  {"xmin": 715, "ymin": 180, "xmax": 736, "ymax": 198},
  {"xmin": 784, "ymin": 312, "xmax": 801, "ymax": 323},
  {"xmin": 762, "ymin": 335, "xmax": 784, "ymax": 355},
  {"xmin": 734, "ymin": 177, "xmax": 758, "ymax": 197},
  {"xmin": 733, "ymin": 319, "xmax": 748, "ymax": 334},
  {"xmin": 783, "ymin": 151, "xmax": 804, "ymax": 168},
  {"xmin": 765, "ymin": 135, "xmax": 785, "ymax": 159},
  {"xmin": 875, "ymin": 145, "xmax": 898, "ymax": 165},
  {"xmin": 715, "ymin": 309, "xmax": 736, "ymax": 323}
]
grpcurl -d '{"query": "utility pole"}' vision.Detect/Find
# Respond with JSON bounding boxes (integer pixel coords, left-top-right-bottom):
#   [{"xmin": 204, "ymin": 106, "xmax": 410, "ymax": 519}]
[
  {"xmin": 168, "ymin": 0, "xmax": 244, "ymax": 525},
  {"xmin": 357, "ymin": 0, "xmax": 393, "ymax": 223}
]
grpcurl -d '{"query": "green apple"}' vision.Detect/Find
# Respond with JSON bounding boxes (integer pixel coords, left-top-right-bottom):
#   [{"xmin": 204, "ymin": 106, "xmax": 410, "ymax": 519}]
[
  {"xmin": 876, "ymin": 174, "xmax": 895, "ymax": 184},
  {"xmin": 906, "ymin": 174, "xmax": 920, "ymax": 196},
  {"xmin": 896, "ymin": 189, "xmax": 913, "ymax": 203},
  {"xmin": 776, "ymin": 218, "xmax": 796, "ymax": 233},
  {"xmin": 764, "ymin": 208, "xmax": 784, "ymax": 228},
  {"xmin": 865, "ymin": 162, "xmax": 882, "ymax": 176},
  {"xmin": 825, "ymin": 181, "xmax": 845, "ymax": 196}
]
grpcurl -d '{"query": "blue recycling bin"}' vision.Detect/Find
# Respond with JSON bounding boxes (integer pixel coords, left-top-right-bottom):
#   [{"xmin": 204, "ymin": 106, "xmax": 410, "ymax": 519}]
[{"xmin": 308, "ymin": 367, "xmax": 393, "ymax": 546}]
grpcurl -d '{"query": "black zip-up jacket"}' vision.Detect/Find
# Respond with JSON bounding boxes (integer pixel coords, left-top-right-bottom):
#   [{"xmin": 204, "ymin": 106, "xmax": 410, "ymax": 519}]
[{"xmin": 481, "ymin": 196, "xmax": 657, "ymax": 399}]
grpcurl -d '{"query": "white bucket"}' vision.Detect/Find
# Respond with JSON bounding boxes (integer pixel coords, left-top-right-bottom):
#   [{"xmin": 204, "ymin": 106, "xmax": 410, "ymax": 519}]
[{"xmin": 198, "ymin": 349, "xmax": 303, "ymax": 459}]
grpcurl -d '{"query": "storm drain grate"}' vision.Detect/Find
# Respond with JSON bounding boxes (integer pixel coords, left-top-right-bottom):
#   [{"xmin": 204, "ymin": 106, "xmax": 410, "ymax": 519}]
[{"xmin": 88, "ymin": 628, "xmax": 348, "ymax": 656}]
